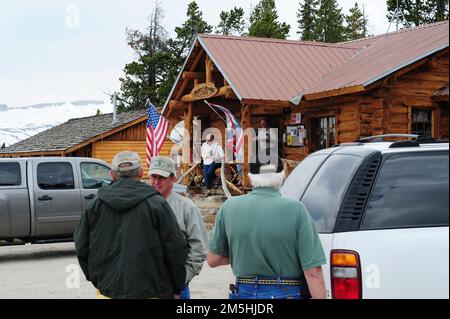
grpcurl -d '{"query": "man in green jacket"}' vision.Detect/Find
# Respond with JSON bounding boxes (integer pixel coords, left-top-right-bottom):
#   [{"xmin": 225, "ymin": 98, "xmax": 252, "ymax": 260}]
[{"xmin": 74, "ymin": 151, "xmax": 187, "ymax": 299}]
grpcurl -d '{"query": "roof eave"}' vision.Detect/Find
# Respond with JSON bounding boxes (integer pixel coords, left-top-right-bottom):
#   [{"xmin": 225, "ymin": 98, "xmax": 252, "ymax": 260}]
[
  {"xmin": 197, "ymin": 35, "xmax": 243, "ymax": 101},
  {"xmin": 363, "ymin": 43, "xmax": 449, "ymax": 87},
  {"xmin": 162, "ymin": 36, "xmax": 200, "ymax": 115}
]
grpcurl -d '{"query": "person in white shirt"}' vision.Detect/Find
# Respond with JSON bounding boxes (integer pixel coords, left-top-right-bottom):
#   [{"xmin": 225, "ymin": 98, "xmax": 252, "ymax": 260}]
[{"xmin": 201, "ymin": 134, "xmax": 224, "ymax": 197}]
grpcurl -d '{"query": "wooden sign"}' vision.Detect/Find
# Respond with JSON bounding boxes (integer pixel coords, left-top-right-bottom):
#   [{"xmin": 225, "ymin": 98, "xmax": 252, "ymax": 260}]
[{"xmin": 191, "ymin": 83, "xmax": 218, "ymax": 100}]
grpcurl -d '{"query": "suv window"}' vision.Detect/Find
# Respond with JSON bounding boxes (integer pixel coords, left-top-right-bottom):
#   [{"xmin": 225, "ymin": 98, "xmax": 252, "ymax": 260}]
[
  {"xmin": 37, "ymin": 162, "xmax": 75, "ymax": 190},
  {"xmin": 281, "ymin": 154, "xmax": 328, "ymax": 200},
  {"xmin": 301, "ymin": 154, "xmax": 363, "ymax": 233},
  {"xmin": 80, "ymin": 162, "xmax": 112, "ymax": 189},
  {"xmin": 361, "ymin": 152, "xmax": 449, "ymax": 229},
  {"xmin": 0, "ymin": 163, "xmax": 21, "ymax": 186}
]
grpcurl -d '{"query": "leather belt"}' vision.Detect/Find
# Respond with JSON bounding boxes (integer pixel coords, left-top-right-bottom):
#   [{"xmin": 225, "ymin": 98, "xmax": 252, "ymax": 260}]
[{"xmin": 236, "ymin": 277, "xmax": 302, "ymax": 286}]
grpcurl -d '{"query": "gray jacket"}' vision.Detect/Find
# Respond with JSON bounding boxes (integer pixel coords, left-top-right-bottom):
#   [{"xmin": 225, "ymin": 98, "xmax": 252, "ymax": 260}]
[{"xmin": 166, "ymin": 192, "xmax": 208, "ymax": 283}]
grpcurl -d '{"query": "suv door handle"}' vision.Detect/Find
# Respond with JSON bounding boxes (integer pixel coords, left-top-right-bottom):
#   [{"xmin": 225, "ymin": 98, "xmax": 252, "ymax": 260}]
[
  {"xmin": 84, "ymin": 194, "xmax": 96, "ymax": 200},
  {"xmin": 38, "ymin": 195, "xmax": 53, "ymax": 201}
]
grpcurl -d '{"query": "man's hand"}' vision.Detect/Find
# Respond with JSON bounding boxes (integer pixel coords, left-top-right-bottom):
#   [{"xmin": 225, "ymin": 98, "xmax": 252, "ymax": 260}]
[{"xmin": 207, "ymin": 252, "xmax": 230, "ymax": 267}]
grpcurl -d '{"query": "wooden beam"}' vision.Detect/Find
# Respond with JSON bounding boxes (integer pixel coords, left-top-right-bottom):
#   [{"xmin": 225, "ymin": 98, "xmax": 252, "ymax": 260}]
[
  {"xmin": 240, "ymin": 99, "xmax": 291, "ymax": 107},
  {"xmin": 206, "ymin": 55, "xmax": 213, "ymax": 84},
  {"xmin": 0, "ymin": 150, "xmax": 66, "ymax": 158},
  {"xmin": 241, "ymin": 104, "xmax": 251, "ymax": 188},
  {"xmin": 168, "ymin": 100, "xmax": 187, "ymax": 110},
  {"xmin": 182, "ymin": 71, "xmax": 205, "ymax": 80},
  {"xmin": 175, "ymin": 50, "xmax": 205, "ymax": 100},
  {"xmin": 304, "ymin": 85, "xmax": 365, "ymax": 101},
  {"xmin": 166, "ymin": 100, "xmax": 188, "ymax": 118},
  {"xmin": 182, "ymin": 103, "xmax": 193, "ymax": 185}
]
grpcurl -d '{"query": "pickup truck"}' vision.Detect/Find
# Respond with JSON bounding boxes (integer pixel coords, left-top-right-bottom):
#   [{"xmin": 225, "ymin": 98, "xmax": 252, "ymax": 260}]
[{"xmin": 0, "ymin": 157, "xmax": 112, "ymax": 244}]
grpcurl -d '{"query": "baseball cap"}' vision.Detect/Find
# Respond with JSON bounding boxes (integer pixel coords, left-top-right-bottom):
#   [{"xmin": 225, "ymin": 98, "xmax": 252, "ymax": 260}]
[
  {"xmin": 112, "ymin": 151, "xmax": 142, "ymax": 172},
  {"xmin": 149, "ymin": 156, "xmax": 176, "ymax": 177}
]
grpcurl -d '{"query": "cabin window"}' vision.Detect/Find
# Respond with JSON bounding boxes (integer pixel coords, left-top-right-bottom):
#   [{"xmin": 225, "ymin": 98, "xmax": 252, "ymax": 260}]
[
  {"xmin": 312, "ymin": 116, "xmax": 336, "ymax": 151},
  {"xmin": 411, "ymin": 109, "xmax": 432, "ymax": 137}
]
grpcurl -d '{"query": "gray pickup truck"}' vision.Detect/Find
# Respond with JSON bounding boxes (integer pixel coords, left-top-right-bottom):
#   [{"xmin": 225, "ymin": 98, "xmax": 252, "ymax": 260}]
[{"xmin": 0, "ymin": 157, "xmax": 112, "ymax": 244}]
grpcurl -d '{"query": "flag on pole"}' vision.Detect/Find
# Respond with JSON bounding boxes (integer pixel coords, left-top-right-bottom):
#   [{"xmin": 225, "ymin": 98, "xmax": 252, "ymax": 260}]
[
  {"xmin": 206, "ymin": 102, "xmax": 243, "ymax": 157},
  {"xmin": 146, "ymin": 100, "xmax": 169, "ymax": 166}
]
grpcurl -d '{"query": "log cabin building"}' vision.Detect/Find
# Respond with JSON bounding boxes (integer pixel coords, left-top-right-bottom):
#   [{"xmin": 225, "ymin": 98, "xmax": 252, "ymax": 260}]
[
  {"xmin": 0, "ymin": 110, "xmax": 175, "ymax": 176},
  {"xmin": 162, "ymin": 21, "xmax": 449, "ymax": 187}
]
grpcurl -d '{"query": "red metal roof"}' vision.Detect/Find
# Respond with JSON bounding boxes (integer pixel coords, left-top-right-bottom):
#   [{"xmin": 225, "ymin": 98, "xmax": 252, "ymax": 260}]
[
  {"xmin": 196, "ymin": 21, "xmax": 448, "ymax": 104},
  {"xmin": 297, "ymin": 21, "xmax": 449, "ymax": 102},
  {"xmin": 198, "ymin": 35, "xmax": 358, "ymax": 102}
]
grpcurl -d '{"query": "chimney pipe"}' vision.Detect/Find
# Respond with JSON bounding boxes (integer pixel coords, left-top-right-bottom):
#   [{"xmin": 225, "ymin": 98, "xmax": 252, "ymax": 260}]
[{"xmin": 112, "ymin": 93, "xmax": 117, "ymax": 125}]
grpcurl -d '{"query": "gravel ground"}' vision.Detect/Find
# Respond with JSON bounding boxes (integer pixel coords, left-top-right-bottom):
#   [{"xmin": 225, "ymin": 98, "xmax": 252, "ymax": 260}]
[{"xmin": 0, "ymin": 242, "xmax": 234, "ymax": 299}]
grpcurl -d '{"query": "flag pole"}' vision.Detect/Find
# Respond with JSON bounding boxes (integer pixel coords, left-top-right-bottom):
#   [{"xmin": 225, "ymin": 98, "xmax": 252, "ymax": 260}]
[{"xmin": 203, "ymin": 100, "xmax": 227, "ymax": 124}]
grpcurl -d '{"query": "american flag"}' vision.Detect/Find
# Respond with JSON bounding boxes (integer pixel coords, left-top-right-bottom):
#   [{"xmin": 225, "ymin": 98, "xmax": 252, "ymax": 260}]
[
  {"xmin": 146, "ymin": 100, "xmax": 169, "ymax": 166},
  {"xmin": 207, "ymin": 102, "xmax": 243, "ymax": 157}
]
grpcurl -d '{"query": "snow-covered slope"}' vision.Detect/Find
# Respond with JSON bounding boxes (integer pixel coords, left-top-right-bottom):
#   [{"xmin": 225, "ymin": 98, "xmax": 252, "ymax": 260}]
[{"xmin": 0, "ymin": 101, "xmax": 113, "ymax": 147}]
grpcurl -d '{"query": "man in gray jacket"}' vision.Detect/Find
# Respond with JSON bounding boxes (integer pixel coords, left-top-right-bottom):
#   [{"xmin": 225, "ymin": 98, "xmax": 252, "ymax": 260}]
[{"xmin": 149, "ymin": 156, "xmax": 208, "ymax": 299}]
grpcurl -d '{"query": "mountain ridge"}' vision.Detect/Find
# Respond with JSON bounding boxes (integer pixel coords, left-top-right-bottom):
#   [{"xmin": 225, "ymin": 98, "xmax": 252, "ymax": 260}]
[{"xmin": 0, "ymin": 101, "xmax": 112, "ymax": 147}]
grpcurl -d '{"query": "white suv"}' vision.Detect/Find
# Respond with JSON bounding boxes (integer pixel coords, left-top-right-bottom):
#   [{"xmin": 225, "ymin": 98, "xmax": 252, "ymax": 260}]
[{"xmin": 280, "ymin": 135, "xmax": 449, "ymax": 299}]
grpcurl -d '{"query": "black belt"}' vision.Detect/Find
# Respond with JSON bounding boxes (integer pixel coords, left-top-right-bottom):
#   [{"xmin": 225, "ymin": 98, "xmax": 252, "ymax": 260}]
[{"xmin": 236, "ymin": 277, "xmax": 303, "ymax": 286}]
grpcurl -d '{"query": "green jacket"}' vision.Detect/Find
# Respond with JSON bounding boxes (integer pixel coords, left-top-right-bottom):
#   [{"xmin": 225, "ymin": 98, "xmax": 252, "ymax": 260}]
[{"xmin": 74, "ymin": 178, "xmax": 187, "ymax": 299}]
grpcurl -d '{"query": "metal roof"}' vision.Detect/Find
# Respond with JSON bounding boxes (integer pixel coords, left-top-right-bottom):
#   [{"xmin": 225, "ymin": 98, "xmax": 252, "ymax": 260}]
[
  {"xmin": 164, "ymin": 21, "xmax": 448, "ymax": 113},
  {"xmin": 198, "ymin": 34, "xmax": 359, "ymax": 102},
  {"xmin": 0, "ymin": 110, "xmax": 147, "ymax": 155},
  {"xmin": 292, "ymin": 20, "xmax": 449, "ymax": 103}
]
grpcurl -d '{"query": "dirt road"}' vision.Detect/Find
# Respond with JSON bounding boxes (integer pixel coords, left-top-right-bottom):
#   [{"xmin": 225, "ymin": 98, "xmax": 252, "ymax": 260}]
[{"xmin": 0, "ymin": 242, "xmax": 234, "ymax": 299}]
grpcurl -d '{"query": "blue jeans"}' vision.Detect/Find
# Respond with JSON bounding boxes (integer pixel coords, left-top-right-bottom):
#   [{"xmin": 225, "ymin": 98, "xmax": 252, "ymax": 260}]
[
  {"xmin": 229, "ymin": 277, "xmax": 304, "ymax": 299},
  {"xmin": 204, "ymin": 163, "xmax": 219, "ymax": 189},
  {"xmin": 179, "ymin": 285, "xmax": 190, "ymax": 299}
]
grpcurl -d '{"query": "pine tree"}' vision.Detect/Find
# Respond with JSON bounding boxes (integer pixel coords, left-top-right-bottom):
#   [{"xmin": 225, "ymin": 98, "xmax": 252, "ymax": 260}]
[
  {"xmin": 431, "ymin": 0, "xmax": 450, "ymax": 21},
  {"xmin": 172, "ymin": 1, "xmax": 213, "ymax": 58},
  {"xmin": 297, "ymin": 0, "xmax": 319, "ymax": 41},
  {"xmin": 248, "ymin": 0, "xmax": 291, "ymax": 39},
  {"xmin": 118, "ymin": 4, "xmax": 172, "ymax": 110},
  {"xmin": 345, "ymin": 2, "xmax": 369, "ymax": 40},
  {"xmin": 314, "ymin": 0, "xmax": 346, "ymax": 43},
  {"xmin": 117, "ymin": 1, "xmax": 213, "ymax": 111},
  {"xmin": 387, "ymin": 0, "xmax": 448, "ymax": 27},
  {"xmin": 216, "ymin": 7, "xmax": 246, "ymax": 35}
]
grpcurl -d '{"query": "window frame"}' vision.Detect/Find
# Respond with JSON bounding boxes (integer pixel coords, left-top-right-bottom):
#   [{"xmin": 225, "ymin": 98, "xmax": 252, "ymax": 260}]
[
  {"xmin": 409, "ymin": 107, "xmax": 438, "ymax": 138},
  {"xmin": 312, "ymin": 115, "xmax": 336, "ymax": 151}
]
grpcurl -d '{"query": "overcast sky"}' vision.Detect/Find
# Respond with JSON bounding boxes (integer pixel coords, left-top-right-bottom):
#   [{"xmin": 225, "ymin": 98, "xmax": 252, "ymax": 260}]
[{"xmin": 0, "ymin": 0, "xmax": 390, "ymax": 108}]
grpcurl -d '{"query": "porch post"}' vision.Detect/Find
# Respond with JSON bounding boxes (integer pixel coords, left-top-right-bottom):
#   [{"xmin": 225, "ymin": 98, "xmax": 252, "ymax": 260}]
[
  {"xmin": 241, "ymin": 103, "xmax": 251, "ymax": 188},
  {"xmin": 182, "ymin": 102, "xmax": 194, "ymax": 184}
]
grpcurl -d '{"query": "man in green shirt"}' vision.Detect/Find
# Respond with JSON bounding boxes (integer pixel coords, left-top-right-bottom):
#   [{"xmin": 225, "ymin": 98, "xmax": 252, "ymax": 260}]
[{"xmin": 208, "ymin": 159, "xmax": 327, "ymax": 299}]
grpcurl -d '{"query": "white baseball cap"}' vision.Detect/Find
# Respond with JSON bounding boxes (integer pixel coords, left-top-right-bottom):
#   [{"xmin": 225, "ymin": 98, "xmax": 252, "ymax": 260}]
[{"xmin": 112, "ymin": 151, "xmax": 142, "ymax": 172}]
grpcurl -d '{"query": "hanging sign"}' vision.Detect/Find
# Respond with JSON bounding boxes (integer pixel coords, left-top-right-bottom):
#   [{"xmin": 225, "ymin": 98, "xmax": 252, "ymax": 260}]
[{"xmin": 191, "ymin": 83, "xmax": 218, "ymax": 100}]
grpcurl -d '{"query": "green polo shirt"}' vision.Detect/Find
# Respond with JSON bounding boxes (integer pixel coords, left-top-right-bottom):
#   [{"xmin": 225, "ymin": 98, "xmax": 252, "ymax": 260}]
[{"xmin": 209, "ymin": 187, "xmax": 326, "ymax": 278}]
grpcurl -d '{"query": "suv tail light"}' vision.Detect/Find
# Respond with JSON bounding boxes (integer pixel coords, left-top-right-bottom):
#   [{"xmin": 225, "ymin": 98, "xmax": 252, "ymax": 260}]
[{"xmin": 330, "ymin": 250, "xmax": 362, "ymax": 299}]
